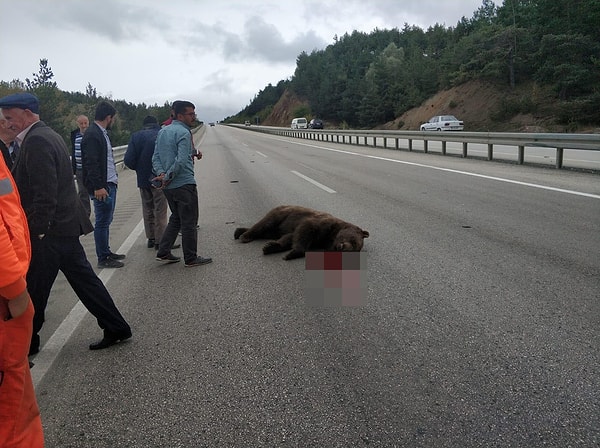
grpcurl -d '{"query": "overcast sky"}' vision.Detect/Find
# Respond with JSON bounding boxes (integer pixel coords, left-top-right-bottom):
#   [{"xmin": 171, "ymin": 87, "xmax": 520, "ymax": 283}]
[{"xmin": 0, "ymin": 0, "xmax": 490, "ymax": 123}]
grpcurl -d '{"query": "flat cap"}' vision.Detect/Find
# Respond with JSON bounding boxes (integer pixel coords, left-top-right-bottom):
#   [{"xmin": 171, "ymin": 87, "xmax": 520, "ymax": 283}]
[{"xmin": 0, "ymin": 92, "xmax": 40, "ymax": 114}]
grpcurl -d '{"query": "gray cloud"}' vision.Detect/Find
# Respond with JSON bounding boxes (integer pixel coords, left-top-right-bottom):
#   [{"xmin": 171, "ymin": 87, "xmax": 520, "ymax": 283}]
[
  {"xmin": 243, "ymin": 16, "xmax": 326, "ymax": 62},
  {"xmin": 26, "ymin": 0, "xmax": 168, "ymax": 43},
  {"xmin": 188, "ymin": 16, "xmax": 326, "ymax": 64}
]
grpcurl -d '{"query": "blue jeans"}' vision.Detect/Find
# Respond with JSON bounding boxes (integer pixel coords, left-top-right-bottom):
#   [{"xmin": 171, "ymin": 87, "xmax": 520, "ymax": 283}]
[{"xmin": 92, "ymin": 182, "xmax": 117, "ymax": 262}]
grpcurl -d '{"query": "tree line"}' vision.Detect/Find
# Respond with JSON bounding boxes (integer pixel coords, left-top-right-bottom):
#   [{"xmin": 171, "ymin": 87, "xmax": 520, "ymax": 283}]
[
  {"xmin": 0, "ymin": 59, "xmax": 173, "ymax": 147},
  {"xmin": 226, "ymin": 0, "xmax": 600, "ymax": 129}
]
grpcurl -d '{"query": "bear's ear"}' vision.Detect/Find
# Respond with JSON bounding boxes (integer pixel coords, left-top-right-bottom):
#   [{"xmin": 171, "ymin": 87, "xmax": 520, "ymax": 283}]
[{"xmin": 362, "ymin": 230, "xmax": 370, "ymax": 238}]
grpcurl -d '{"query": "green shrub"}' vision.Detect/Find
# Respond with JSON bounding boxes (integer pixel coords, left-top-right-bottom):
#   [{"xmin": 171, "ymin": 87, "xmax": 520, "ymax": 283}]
[{"xmin": 293, "ymin": 105, "xmax": 311, "ymax": 118}]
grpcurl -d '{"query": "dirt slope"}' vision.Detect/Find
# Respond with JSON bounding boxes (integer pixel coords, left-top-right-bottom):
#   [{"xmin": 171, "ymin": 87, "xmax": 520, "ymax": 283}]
[
  {"xmin": 262, "ymin": 90, "xmax": 309, "ymax": 127},
  {"xmin": 382, "ymin": 80, "xmax": 556, "ymax": 132},
  {"xmin": 263, "ymin": 80, "xmax": 595, "ymax": 132}
]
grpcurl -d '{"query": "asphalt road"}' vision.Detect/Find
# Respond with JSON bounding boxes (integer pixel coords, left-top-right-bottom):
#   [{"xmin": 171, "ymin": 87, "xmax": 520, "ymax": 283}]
[{"xmin": 33, "ymin": 125, "xmax": 599, "ymax": 447}]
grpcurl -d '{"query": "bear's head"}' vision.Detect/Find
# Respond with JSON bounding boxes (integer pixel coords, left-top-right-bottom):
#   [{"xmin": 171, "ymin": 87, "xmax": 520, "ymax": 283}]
[{"xmin": 332, "ymin": 226, "xmax": 370, "ymax": 251}]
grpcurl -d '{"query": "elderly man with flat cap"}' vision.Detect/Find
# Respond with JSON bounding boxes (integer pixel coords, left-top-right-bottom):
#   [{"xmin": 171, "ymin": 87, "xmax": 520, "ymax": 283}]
[{"xmin": 0, "ymin": 92, "xmax": 132, "ymax": 354}]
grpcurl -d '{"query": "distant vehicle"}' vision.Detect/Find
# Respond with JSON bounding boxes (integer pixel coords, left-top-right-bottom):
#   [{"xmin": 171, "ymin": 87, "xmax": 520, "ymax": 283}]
[
  {"xmin": 308, "ymin": 118, "xmax": 324, "ymax": 129},
  {"xmin": 420, "ymin": 115, "xmax": 464, "ymax": 131},
  {"xmin": 244, "ymin": 120, "xmax": 251, "ymax": 126},
  {"xmin": 291, "ymin": 117, "xmax": 308, "ymax": 129},
  {"xmin": 209, "ymin": 122, "xmax": 215, "ymax": 127}
]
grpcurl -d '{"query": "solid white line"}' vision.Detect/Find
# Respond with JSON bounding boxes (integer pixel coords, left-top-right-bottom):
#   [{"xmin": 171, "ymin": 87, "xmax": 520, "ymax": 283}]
[
  {"xmin": 32, "ymin": 219, "xmax": 145, "ymax": 387},
  {"xmin": 291, "ymin": 170, "xmax": 337, "ymax": 193},
  {"xmin": 275, "ymin": 138, "xmax": 600, "ymax": 200},
  {"xmin": 256, "ymin": 151, "xmax": 267, "ymax": 158}
]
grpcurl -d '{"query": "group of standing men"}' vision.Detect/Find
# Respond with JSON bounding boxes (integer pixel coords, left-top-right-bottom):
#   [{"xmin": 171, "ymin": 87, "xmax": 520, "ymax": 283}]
[
  {"xmin": 0, "ymin": 92, "xmax": 211, "ymax": 446},
  {"xmin": 125, "ymin": 100, "xmax": 212, "ymax": 267}
]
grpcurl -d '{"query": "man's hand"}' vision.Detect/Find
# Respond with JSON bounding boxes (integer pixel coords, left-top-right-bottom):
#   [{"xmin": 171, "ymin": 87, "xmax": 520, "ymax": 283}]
[
  {"xmin": 150, "ymin": 173, "xmax": 171, "ymax": 189},
  {"xmin": 94, "ymin": 188, "xmax": 109, "ymax": 201},
  {"xmin": 5, "ymin": 289, "xmax": 31, "ymax": 319}
]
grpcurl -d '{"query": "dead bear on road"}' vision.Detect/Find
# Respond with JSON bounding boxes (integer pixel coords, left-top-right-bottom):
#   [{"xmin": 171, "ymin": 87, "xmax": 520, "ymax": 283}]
[{"xmin": 234, "ymin": 205, "xmax": 369, "ymax": 260}]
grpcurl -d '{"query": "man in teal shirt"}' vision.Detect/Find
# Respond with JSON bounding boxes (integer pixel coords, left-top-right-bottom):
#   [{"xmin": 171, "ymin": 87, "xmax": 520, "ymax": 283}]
[{"xmin": 152, "ymin": 100, "xmax": 212, "ymax": 267}]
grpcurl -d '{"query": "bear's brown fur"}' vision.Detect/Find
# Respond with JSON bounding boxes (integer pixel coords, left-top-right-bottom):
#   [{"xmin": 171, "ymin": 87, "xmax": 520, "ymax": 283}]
[{"xmin": 234, "ymin": 205, "xmax": 369, "ymax": 260}]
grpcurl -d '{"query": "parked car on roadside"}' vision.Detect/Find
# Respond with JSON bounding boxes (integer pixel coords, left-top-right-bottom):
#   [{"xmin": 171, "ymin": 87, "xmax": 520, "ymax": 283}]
[
  {"xmin": 244, "ymin": 120, "xmax": 251, "ymax": 126},
  {"xmin": 420, "ymin": 115, "xmax": 464, "ymax": 131},
  {"xmin": 309, "ymin": 118, "xmax": 324, "ymax": 129},
  {"xmin": 291, "ymin": 117, "xmax": 308, "ymax": 129}
]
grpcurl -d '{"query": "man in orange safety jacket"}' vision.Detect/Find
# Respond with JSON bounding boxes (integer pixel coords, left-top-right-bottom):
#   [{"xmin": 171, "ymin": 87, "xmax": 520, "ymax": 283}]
[{"xmin": 0, "ymin": 140, "xmax": 44, "ymax": 447}]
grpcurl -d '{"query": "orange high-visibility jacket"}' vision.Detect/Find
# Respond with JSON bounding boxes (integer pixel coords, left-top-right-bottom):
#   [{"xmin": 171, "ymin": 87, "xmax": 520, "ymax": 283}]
[{"xmin": 0, "ymin": 156, "xmax": 44, "ymax": 448}]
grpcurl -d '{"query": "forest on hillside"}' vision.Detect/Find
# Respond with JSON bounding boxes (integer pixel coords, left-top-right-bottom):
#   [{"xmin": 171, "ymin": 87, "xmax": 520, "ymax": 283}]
[
  {"xmin": 227, "ymin": 0, "xmax": 600, "ymax": 129},
  {"xmin": 0, "ymin": 59, "xmax": 173, "ymax": 146}
]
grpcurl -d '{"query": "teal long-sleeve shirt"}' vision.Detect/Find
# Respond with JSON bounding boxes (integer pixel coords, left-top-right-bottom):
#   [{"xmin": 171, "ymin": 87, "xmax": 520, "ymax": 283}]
[{"xmin": 152, "ymin": 120, "xmax": 196, "ymax": 189}]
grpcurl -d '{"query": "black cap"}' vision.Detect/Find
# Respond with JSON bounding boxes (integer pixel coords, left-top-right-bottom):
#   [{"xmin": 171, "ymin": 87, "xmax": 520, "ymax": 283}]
[{"xmin": 143, "ymin": 115, "xmax": 158, "ymax": 125}]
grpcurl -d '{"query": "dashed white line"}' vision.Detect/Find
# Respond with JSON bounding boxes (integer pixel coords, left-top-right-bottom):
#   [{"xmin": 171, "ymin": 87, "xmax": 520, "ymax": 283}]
[{"xmin": 291, "ymin": 170, "xmax": 337, "ymax": 193}]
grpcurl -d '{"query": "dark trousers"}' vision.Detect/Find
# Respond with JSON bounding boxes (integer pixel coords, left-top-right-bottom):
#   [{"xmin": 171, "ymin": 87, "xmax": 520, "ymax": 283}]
[
  {"xmin": 158, "ymin": 184, "xmax": 199, "ymax": 264},
  {"xmin": 27, "ymin": 235, "xmax": 131, "ymax": 352}
]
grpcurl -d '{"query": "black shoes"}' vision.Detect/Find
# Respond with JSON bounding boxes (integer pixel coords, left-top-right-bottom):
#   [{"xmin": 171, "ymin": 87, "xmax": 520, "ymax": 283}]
[
  {"xmin": 156, "ymin": 253, "xmax": 181, "ymax": 263},
  {"xmin": 98, "ymin": 258, "xmax": 124, "ymax": 269},
  {"xmin": 108, "ymin": 252, "xmax": 126, "ymax": 260},
  {"xmin": 184, "ymin": 256, "xmax": 213, "ymax": 267},
  {"xmin": 89, "ymin": 331, "xmax": 132, "ymax": 350},
  {"xmin": 98, "ymin": 252, "xmax": 126, "ymax": 268},
  {"xmin": 147, "ymin": 239, "xmax": 155, "ymax": 248},
  {"xmin": 156, "ymin": 253, "xmax": 210, "ymax": 266}
]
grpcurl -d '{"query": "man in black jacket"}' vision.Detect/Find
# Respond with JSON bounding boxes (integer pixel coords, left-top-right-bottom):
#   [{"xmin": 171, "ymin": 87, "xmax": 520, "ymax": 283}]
[
  {"xmin": 81, "ymin": 101, "xmax": 126, "ymax": 268},
  {"xmin": 70, "ymin": 114, "xmax": 90, "ymax": 217},
  {"xmin": 0, "ymin": 92, "xmax": 132, "ymax": 353}
]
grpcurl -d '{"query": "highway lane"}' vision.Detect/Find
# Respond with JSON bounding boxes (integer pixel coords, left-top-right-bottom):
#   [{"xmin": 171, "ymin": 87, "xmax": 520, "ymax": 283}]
[{"xmin": 34, "ymin": 125, "xmax": 599, "ymax": 447}]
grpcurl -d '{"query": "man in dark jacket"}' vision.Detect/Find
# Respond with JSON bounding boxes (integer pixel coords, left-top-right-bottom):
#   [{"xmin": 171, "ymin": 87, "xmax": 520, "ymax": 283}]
[
  {"xmin": 0, "ymin": 92, "xmax": 132, "ymax": 354},
  {"xmin": 81, "ymin": 101, "xmax": 126, "ymax": 268},
  {"xmin": 124, "ymin": 115, "xmax": 170, "ymax": 249}
]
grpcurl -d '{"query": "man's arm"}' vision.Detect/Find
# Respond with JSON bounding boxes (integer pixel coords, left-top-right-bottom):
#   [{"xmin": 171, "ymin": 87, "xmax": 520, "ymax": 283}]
[
  {"xmin": 177, "ymin": 131, "xmax": 192, "ymax": 163},
  {"xmin": 22, "ymin": 133, "xmax": 59, "ymax": 235},
  {"xmin": 0, "ymin": 203, "xmax": 30, "ymax": 319},
  {"xmin": 124, "ymin": 134, "xmax": 138, "ymax": 170}
]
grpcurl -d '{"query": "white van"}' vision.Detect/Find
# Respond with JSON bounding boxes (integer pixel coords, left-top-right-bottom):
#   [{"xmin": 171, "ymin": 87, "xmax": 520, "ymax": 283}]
[{"xmin": 291, "ymin": 117, "xmax": 308, "ymax": 129}]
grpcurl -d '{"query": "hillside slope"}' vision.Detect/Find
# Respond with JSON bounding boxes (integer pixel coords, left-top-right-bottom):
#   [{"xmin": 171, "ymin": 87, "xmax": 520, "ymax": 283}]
[
  {"xmin": 383, "ymin": 80, "xmax": 557, "ymax": 132},
  {"xmin": 261, "ymin": 89, "xmax": 309, "ymax": 127},
  {"xmin": 263, "ymin": 80, "xmax": 596, "ymax": 133}
]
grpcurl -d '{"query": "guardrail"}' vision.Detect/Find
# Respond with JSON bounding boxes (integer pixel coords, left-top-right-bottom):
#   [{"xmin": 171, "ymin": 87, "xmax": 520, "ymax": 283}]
[{"xmin": 231, "ymin": 125, "xmax": 600, "ymax": 170}]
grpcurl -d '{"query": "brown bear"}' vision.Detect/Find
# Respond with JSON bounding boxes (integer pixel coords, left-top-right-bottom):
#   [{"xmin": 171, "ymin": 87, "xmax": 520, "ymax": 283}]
[{"xmin": 234, "ymin": 205, "xmax": 369, "ymax": 260}]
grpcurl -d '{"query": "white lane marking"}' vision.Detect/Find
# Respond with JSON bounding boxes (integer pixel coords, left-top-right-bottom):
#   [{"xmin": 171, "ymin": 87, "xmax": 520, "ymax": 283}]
[
  {"xmin": 32, "ymin": 219, "xmax": 145, "ymax": 387},
  {"xmin": 256, "ymin": 151, "xmax": 267, "ymax": 158},
  {"xmin": 291, "ymin": 170, "xmax": 337, "ymax": 194},
  {"xmin": 272, "ymin": 138, "xmax": 600, "ymax": 200}
]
